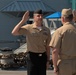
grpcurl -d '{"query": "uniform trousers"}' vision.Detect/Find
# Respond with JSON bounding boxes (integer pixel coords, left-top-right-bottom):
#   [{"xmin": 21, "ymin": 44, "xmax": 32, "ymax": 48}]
[
  {"xmin": 26, "ymin": 51, "xmax": 47, "ymax": 75},
  {"xmin": 58, "ymin": 59, "xmax": 76, "ymax": 75}
]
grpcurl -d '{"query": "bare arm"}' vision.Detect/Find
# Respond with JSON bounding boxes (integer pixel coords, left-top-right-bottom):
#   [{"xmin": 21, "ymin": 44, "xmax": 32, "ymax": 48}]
[
  {"xmin": 46, "ymin": 46, "xmax": 50, "ymax": 69},
  {"xmin": 46, "ymin": 30, "xmax": 51, "ymax": 62},
  {"xmin": 46, "ymin": 31, "xmax": 51, "ymax": 69},
  {"xmin": 46, "ymin": 46, "xmax": 50, "ymax": 62},
  {"xmin": 12, "ymin": 11, "xmax": 29, "ymax": 35},
  {"xmin": 52, "ymin": 48, "xmax": 59, "ymax": 74}
]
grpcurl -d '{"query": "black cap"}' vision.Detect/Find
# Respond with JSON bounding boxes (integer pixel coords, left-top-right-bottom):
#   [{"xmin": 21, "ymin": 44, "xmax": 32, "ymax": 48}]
[{"xmin": 34, "ymin": 9, "xmax": 43, "ymax": 14}]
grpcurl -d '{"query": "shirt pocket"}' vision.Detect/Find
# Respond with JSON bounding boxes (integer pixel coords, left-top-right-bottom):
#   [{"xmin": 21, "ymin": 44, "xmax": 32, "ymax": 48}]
[
  {"xmin": 31, "ymin": 32, "xmax": 39, "ymax": 37},
  {"xmin": 42, "ymin": 32, "xmax": 48, "ymax": 39}
]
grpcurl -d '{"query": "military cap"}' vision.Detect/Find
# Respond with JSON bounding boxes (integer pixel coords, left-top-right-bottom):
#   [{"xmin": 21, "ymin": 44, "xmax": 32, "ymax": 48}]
[{"xmin": 34, "ymin": 9, "xmax": 43, "ymax": 14}]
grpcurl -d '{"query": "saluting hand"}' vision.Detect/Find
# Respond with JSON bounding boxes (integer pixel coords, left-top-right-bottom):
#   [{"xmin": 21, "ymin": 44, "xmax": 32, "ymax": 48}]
[{"xmin": 21, "ymin": 11, "xmax": 30, "ymax": 23}]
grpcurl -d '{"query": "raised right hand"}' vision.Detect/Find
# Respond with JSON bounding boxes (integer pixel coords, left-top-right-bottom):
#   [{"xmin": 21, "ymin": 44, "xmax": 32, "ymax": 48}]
[{"xmin": 21, "ymin": 11, "xmax": 30, "ymax": 23}]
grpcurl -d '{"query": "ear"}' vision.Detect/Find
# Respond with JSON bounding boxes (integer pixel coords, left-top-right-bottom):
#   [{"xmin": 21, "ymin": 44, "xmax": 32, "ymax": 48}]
[
  {"xmin": 61, "ymin": 17, "xmax": 64, "ymax": 24},
  {"xmin": 62, "ymin": 17, "xmax": 65, "ymax": 22}
]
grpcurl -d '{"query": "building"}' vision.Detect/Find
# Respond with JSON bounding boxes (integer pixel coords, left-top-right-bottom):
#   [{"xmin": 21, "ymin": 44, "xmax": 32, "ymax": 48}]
[{"xmin": 0, "ymin": 0, "xmax": 74, "ymax": 49}]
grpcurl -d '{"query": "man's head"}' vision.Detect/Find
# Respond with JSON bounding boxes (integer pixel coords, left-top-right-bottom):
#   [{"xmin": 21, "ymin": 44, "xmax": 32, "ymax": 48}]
[
  {"xmin": 61, "ymin": 8, "xmax": 73, "ymax": 24},
  {"xmin": 33, "ymin": 9, "xmax": 43, "ymax": 23}
]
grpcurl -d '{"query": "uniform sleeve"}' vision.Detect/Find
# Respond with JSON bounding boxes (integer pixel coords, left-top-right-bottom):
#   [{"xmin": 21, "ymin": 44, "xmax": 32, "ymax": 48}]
[
  {"xmin": 18, "ymin": 25, "xmax": 29, "ymax": 35},
  {"xmin": 49, "ymin": 30, "xmax": 62, "ymax": 50}
]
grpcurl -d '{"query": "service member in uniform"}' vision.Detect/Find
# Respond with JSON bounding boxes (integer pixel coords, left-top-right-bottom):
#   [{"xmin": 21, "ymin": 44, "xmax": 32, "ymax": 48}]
[
  {"xmin": 12, "ymin": 9, "xmax": 51, "ymax": 75},
  {"xmin": 49, "ymin": 8, "xmax": 76, "ymax": 75}
]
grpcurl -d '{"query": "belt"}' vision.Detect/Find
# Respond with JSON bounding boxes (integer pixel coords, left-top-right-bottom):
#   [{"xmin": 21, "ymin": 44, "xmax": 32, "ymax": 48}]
[{"xmin": 28, "ymin": 52, "xmax": 46, "ymax": 57}]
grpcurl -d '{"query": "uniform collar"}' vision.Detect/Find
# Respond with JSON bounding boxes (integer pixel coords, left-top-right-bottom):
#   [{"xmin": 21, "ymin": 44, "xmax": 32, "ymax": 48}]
[
  {"xmin": 32, "ymin": 23, "xmax": 46, "ymax": 31},
  {"xmin": 63, "ymin": 22, "xmax": 73, "ymax": 26}
]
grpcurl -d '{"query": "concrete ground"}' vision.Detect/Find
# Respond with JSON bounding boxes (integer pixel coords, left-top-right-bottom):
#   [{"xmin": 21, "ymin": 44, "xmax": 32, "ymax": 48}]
[
  {"xmin": 0, "ymin": 70, "xmax": 55, "ymax": 75},
  {"xmin": 0, "ymin": 67, "xmax": 55, "ymax": 75}
]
